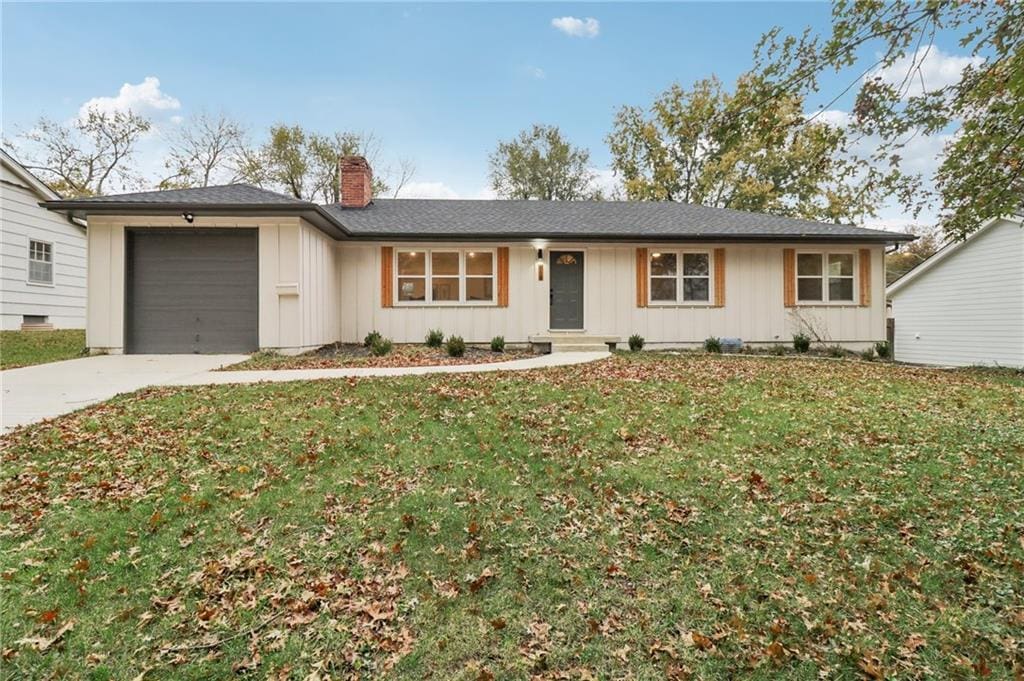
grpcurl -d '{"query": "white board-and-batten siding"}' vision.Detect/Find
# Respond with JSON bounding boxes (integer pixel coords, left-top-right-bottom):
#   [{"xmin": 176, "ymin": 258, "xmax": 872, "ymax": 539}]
[
  {"xmin": 0, "ymin": 162, "xmax": 87, "ymax": 330},
  {"xmin": 889, "ymin": 218, "xmax": 1023, "ymax": 367},
  {"xmin": 338, "ymin": 242, "xmax": 886, "ymax": 348}
]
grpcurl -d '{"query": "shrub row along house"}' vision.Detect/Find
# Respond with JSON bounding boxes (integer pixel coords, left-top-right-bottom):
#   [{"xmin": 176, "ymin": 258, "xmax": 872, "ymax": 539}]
[{"xmin": 43, "ymin": 156, "xmax": 912, "ymax": 355}]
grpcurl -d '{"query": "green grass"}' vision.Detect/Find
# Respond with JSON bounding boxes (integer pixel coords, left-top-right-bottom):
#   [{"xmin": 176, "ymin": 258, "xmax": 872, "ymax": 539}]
[
  {"xmin": 0, "ymin": 329, "xmax": 87, "ymax": 370},
  {"xmin": 1, "ymin": 354, "xmax": 1022, "ymax": 679}
]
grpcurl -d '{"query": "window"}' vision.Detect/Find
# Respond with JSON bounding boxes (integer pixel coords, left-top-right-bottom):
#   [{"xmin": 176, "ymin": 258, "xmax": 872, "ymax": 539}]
[
  {"xmin": 797, "ymin": 252, "xmax": 855, "ymax": 303},
  {"xmin": 396, "ymin": 248, "xmax": 495, "ymax": 304},
  {"xmin": 28, "ymin": 240, "xmax": 53, "ymax": 284},
  {"xmin": 649, "ymin": 250, "xmax": 711, "ymax": 304}
]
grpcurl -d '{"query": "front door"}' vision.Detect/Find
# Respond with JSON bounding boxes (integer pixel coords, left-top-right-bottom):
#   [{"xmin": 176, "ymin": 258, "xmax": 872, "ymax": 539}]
[{"xmin": 549, "ymin": 250, "xmax": 584, "ymax": 330}]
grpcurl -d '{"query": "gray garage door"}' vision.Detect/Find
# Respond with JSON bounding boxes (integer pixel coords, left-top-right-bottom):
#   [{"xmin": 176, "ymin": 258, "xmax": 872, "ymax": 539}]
[{"xmin": 126, "ymin": 229, "xmax": 258, "ymax": 354}]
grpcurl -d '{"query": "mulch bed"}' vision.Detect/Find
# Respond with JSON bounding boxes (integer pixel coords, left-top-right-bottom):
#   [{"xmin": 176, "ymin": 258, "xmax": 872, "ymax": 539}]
[{"xmin": 222, "ymin": 343, "xmax": 536, "ymax": 370}]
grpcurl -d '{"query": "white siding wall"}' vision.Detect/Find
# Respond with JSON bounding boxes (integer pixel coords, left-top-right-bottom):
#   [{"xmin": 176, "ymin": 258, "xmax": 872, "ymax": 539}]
[
  {"xmin": 82, "ymin": 216, "xmax": 889, "ymax": 354},
  {"xmin": 299, "ymin": 223, "xmax": 342, "ymax": 348},
  {"xmin": 890, "ymin": 218, "xmax": 1024, "ymax": 367},
  {"xmin": 337, "ymin": 241, "xmax": 886, "ymax": 348},
  {"xmin": 0, "ymin": 163, "xmax": 87, "ymax": 329}
]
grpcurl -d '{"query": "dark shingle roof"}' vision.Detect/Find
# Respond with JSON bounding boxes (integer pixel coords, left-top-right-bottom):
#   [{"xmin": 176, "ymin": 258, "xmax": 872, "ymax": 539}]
[
  {"xmin": 48, "ymin": 183, "xmax": 308, "ymax": 206},
  {"xmin": 43, "ymin": 185, "xmax": 914, "ymax": 243},
  {"xmin": 325, "ymin": 199, "xmax": 909, "ymax": 241}
]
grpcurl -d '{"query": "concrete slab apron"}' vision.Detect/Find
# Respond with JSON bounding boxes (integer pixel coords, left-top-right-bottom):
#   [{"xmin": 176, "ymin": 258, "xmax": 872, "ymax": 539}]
[
  {"xmin": 1, "ymin": 354, "xmax": 248, "ymax": 433},
  {"xmin": 1, "ymin": 352, "xmax": 609, "ymax": 433}
]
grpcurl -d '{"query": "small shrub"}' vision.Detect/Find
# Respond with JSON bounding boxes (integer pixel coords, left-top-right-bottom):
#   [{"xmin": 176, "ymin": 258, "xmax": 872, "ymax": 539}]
[
  {"xmin": 490, "ymin": 335, "xmax": 505, "ymax": 352},
  {"xmin": 370, "ymin": 336, "xmax": 393, "ymax": 356},
  {"xmin": 363, "ymin": 330, "xmax": 382, "ymax": 348},
  {"xmin": 827, "ymin": 345, "xmax": 846, "ymax": 358},
  {"xmin": 859, "ymin": 347, "xmax": 875, "ymax": 361},
  {"xmin": 425, "ymin": 329, "xmax": 444, "ymax": 348},
  {"xmin": 769, "ymin": 344, "xmax": 786, "ymax": 356},
  {"xmin": 704, "ymin": 337, "xmax": 722, "ymax": 353},
  {"xmin": 445, "ymin": 335, "xmax": 466, "ymax": 357},
  {"xmin": 874, "ymin": 340, "xmax": 891, "ymax": 359},
  {"xmin": 628, "ymin": 334, "xmax": 645, "ymax": 352},
  {"xmin": 793, "ymin": 333, "xmax": 811, "ymax": 353}
]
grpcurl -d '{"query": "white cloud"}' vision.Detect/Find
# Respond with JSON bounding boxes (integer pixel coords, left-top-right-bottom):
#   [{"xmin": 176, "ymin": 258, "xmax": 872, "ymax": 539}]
[
  {"xmin": 551, "ymin": 16, "xmax": 599, "ymax": 39},
  {"xmin": 811, "ymin": 109, "xmax": 852, "ymax": 127},
  {"xmin": 529, "ymin": 66, "xmax": 546, "ymax": 80},
  {"xmin": 395, "ymin": 181, "xmax": 461, "ymax": 200},
  {"xmin": 79, "ymin": 76, "xmax": 181, "ymax": 119},
  {"xmin": 869, "ymin": 46, "xmax": 982, "ymax": 98}
]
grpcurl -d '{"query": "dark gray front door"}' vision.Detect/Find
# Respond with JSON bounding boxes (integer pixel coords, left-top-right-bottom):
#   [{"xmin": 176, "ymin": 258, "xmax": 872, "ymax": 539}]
[
  {"xmin": 549, "ymin": 250, "xmax": 584, "ymax": 330},
  {"xmin": 126, "ymin": 229, "xmax": 259, "ymax": 354}
]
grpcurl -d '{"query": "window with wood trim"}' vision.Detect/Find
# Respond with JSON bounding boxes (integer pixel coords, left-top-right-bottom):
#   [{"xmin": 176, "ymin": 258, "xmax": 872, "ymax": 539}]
[
  {"xmin": 648, "ymin": 250, "xmax": 712, "ymax": 304},
  {"xmin": 395, "ymin": 248, "xmax": 495, "ymax": 304},
  {"xmin": 28, "ymin": 240, "xmax": 53, "ymax": 285},
  {"xmin": 796, "ymin": 252, "xmax": 856, "ymax": 303}
]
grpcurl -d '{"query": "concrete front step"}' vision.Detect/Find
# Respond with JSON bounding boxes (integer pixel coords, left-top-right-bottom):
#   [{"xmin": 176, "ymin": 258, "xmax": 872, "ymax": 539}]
[
  {"xmin": 528, "ymin": 334, "xmax": 619, "ymax": 353},
  {"xmin": 549, "ymin": 343, "xmax": 612, "ymax": 353}
]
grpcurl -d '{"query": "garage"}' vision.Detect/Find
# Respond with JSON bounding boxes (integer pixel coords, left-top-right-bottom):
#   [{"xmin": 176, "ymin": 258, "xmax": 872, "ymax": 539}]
[{"xmin": 125, "ymin": 228, "xmax": 258, "ymax": 354}]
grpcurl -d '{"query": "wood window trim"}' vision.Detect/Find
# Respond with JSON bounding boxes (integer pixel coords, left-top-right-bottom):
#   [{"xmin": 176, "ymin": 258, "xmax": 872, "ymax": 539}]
[
  {"xmin": 393, "ymin": 247, "xmax": 498, "ymax": 307},
  {"xmin": 381, "ymin": 246, "xmax": 394, "ymax": 307},
  {"xmin": 636, "ymin": 248, "xmax": 648, "ymax": 308},
  {"xmin": 27, "ymin": 239, "xmax": 54, "ymax": 286},
  {"xmin": 647, "ymin": 249, "xmax": 715, "ymax": 307},
  {"xmin": 858, "ymin": 248, "xmax": 872, "ymax": 307},
  {"xmin": 794, "ymin": 250, "xmax": 859, "ymax": 306}
]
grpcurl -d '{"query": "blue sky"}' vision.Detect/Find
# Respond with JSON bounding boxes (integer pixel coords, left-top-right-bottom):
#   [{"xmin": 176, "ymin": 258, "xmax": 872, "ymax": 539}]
[{"xmin": 3, "ymin": 2, "xmax": 975, "ymax": 226}]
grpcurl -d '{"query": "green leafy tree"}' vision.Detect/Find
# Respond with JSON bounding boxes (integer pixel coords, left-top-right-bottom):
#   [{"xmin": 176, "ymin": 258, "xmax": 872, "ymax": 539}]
[
  {"xmin": 607, "ymin": 74, "xmax": 905, "ymax": 223},
  {"xmin": 4, "ymin": 108, "xmax": 151, "ymax": 196},
  {"xmin": 489, "ymin": 124, "xmax": 599, "ymax": 200},
  {"xmin": 886, "ymin": 225, "xmax": 942, "ymax": 284},
  {"xmin": 237, "ymin": 125, "xmax": 392, "ymax": 202},
  {"xmin": 753, "ymin": 1, "xmax": 1023, "ymax": 239}
]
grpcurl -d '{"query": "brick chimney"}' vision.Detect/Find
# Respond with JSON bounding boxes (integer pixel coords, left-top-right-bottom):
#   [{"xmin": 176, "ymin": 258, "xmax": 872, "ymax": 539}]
[{"xmin": 339, "ymin": 156, "xmax": 373, "ymax": 208}]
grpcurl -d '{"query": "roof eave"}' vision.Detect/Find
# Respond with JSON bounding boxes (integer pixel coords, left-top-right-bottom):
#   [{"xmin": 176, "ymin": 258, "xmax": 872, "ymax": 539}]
[
  {"xmin": 340, "ymin": 231, "xmax": 914, "ymax": 244},
  {"xmin": 40, "ymin": 200, "xmax": 351, "ymax": 240}
]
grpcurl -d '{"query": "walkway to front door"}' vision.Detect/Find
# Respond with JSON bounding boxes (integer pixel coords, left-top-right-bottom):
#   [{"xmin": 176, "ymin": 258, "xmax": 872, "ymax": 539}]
[{"xmin": 549, "ymin": 250, "xmax": 584, "ymax": 330}]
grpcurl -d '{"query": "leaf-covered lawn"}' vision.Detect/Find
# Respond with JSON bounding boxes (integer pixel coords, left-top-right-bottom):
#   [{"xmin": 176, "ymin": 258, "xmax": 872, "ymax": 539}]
[
  {"xmin": 0, "ymin": 329, "xmax": 86, "ymax": 370},
  {"xmin": 2, "ymin": 354, "xmax": 1022, "ymax": 679},
  {"xmin": 224, "ymin": 344, "xmax": 533, "ymax": 370}
]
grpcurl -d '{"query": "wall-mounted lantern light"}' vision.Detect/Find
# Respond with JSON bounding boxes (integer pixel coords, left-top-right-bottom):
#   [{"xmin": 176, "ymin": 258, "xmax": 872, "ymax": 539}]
[{"xmin": 536, "ymin": 248, "xmax": 544, "ymax": 281}]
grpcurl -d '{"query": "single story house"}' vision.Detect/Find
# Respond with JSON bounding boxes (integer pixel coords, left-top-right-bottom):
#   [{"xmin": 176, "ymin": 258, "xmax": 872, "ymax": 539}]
[
  {"xmin": 1, "ymin": 149, "xmax": 87, "ymax": 330},
  {"xmin": 44, "ymin": 156, "xmax": 912, "ymax": 355},
  {"xmin": 887, "ymin": 215, "xmax": 1023, "ymax": 367}
]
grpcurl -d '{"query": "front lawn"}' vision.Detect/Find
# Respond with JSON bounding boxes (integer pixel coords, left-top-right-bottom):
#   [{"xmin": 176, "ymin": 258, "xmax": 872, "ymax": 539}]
[
  {"xmin": 0, "ymin": 329, "xmax": 86, "ymax": 370},
  {"xmin": 2, "ymin": 354, "xmax": 1022, "ymax": 679}
]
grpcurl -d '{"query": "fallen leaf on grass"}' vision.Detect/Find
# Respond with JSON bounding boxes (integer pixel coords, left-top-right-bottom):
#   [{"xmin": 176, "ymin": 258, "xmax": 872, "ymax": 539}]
[{"xmin": 15, "ymin": 619, "xmax": 74, "ymax": 652}]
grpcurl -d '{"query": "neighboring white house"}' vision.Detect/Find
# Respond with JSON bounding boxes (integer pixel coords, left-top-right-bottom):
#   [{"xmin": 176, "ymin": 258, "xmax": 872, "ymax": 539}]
[
  {"xmin": 1, "ymin": 149, "xmax": 87, "ymax": 330},
  {"xmin": 887, "ymin": 216, "xmax": 1024, "ymax": 368}
]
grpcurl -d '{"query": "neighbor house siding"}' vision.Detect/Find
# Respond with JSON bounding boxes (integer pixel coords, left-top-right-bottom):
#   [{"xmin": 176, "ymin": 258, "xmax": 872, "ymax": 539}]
[
  {"xmin": 338, "ymin": 241, "xmax": 886, "ymax": 347},
  {"xmin": 889, "ymin": 218, "xmax": 1023, "ymax": 367},
  {"xmin": 0, "ymin": 163, "xmax": 87, "ymax": 329},
  {"xmin": 84, "ymin": 215, "xmax": 334, "ymax": 354}
]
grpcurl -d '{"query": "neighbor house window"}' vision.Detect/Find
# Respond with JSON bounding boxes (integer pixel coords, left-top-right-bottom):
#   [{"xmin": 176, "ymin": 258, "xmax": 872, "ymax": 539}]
[
  {"xmin": 649, "ymin": 250, "xmax": 711, "ymax": 304},
  {"xmin": 28, "ymin": 240, "xmax": 53, "ymax": 284},
  {"xmin": 797, "ymin": 252, "xmax": 855, "ymax": 303},
  {"xmin": 396, "ymin": 248, "xmax": 495, "ymax": 304}
]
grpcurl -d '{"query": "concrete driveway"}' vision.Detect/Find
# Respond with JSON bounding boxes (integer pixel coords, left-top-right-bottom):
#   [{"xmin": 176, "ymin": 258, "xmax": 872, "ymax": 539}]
[{"xmin": 1, "ymin": 354, "xmax": 248, "ymax": 433}]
